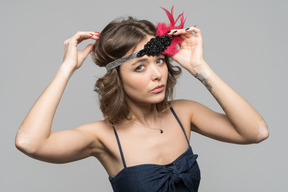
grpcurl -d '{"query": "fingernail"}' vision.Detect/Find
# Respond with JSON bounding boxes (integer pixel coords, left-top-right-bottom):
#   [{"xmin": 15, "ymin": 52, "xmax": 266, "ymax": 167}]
[
  {"xmin": 167, "ymin": 31, "xmax": 171, "ymax": 33},
  {"xmin": 172, "ymin": 30, "xmax": 177, "ymax": 34},
  {"xmin": 89, "ymin": 33, "xmax": 94, "ymax": 36},
  {"xmin": 193, "ymin": 25, "xmax": 197, "ymax": 27},
  {"xmin": 185, "ymin": 27, "xmax": 190, "ymax": 31}
]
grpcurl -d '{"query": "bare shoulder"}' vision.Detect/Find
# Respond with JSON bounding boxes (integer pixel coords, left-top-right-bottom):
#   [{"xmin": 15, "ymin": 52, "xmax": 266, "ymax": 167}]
[
  {"xmin": 74, "ymin": 120, "xmax": 110, "ymax": 136},
  {"xmin": 170, "ymin": 99, "xmax": 203, "ymax": 113},
  {"xmin": 167, "ymin": 100, "xmax": 199, "ymax": 133},
  {"xmin": 170, "ymin": 99, "xmax": 198, "ymax": 107},
  {"xmin": 169, "ymin": 99, "xmax": 210, "ymax": 123},
  {"xmin": 75, "ymin": 120, "xmax": 124, "ymax": 172},
  {"xmin": 73, "ymin": 120, "xmax": 114, "ymax": 154}
]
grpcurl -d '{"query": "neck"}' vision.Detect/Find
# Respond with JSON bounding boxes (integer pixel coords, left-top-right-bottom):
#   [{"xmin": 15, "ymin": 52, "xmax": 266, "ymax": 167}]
[{"xmin": 126, "ymin": 100, "xmax": 160, "ymax": 127}]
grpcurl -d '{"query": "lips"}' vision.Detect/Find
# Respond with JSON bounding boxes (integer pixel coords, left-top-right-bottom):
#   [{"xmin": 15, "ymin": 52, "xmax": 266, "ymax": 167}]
[{"xmin": 151, "ymin": 84, "xmax": 165, "ymax": 93}]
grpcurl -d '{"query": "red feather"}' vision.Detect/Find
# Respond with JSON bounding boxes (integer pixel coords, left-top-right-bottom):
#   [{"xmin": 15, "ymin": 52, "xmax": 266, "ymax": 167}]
[{"xmin": 156, "ymin": 6, "xmax": 186, "ymax": 56}]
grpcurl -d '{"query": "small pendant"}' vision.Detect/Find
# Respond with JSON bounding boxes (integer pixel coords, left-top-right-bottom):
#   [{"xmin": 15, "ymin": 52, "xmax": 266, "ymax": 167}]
[{"xmin": 160, "ymin": 129, "xmax": 163, "ymax": 134}]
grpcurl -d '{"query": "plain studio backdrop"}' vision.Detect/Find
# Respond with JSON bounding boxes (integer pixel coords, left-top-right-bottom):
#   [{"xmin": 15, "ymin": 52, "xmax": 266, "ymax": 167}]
[{"xmin": 1, "ymin": 0, "xmax": 287, "ymax": 191}]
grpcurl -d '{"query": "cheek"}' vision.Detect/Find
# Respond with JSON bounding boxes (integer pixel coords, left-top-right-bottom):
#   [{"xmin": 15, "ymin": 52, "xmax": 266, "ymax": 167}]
[
  {"xmin": 121, "ymin": 74, "xmax": 148, "ymax": 95},
  {"xmin": 125, "ymin": 79, "xmax": 145, "ymax": 90},
  {"xmin": 163, "ymin": 65, "xmax": 168, "ymax": 80}
]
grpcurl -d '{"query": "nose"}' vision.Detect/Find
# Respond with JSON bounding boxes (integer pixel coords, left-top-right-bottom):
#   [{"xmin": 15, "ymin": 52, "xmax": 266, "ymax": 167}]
[{"xmin": 151, "ymin": 64, "xmax": 162, "ymax": 81}]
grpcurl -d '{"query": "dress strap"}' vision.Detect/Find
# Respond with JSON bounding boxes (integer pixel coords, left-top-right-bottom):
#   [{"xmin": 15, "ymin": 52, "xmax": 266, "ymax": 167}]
[
  {"xmin": 169, "ymin": 106, "xmax": 190, "ymax": 146},
  {"xmin": 111, "ymin": 123, "xmax": 127, "ymax": 168}
]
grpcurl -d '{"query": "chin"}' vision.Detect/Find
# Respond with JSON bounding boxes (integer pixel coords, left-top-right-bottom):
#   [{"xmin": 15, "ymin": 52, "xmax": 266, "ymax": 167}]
[
  {"xmin": 150, "ymin": 93, "xmax": 166, "ymax": 104},
  {"xmin": 128, "ymin": 92, "xmax": 166, "ymax": 105}
]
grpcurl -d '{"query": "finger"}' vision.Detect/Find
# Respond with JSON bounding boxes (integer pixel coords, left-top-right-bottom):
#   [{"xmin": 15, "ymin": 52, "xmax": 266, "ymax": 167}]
[
  {"xmin": 89, "ymin": 32, "xmax": 100, "ymax": 39},
  {"xmin": 72, "ymin": 31, "xmax": 99, "ymax": 44},
  {"xmin": 167, "ymin": 26, "xmax": 200, "ymax": 39},
  {"xmin": 185, "ymin": 26, "xmax": 202, "ymax": 38},
  {"xmin": 167, "ymin": 28, "xmax": 192, "ymax": 39},
  {"xmin": 78, "ymin": 43, "xmax": 94, "ymax": 61},
  {"xmin": 64, "ymin": 37, "xmax": 73, "ymax": 46},
  {"xmin": 83, "ymin": 43, "xmax": 94, "ymax": 55},
  {"xmin": 167, "ymin": 29, "xmax": 182, "ymax": 35},
  {"xmin": 78, "ymin": 32, "xmax": 99, "ymax": 43}
]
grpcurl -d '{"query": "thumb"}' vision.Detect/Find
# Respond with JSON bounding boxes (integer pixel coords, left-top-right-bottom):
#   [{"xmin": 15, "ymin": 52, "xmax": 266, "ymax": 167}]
[
  {"xmin": 81, "ymin": 43, "xmax": 94, "ymax": 58},
  {"xmin": 77, "ymin": 44, "xmax": 94, "ymax": 67}
]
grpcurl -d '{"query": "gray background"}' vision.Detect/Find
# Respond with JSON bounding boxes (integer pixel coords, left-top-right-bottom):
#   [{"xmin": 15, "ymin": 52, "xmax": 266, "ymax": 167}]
[{"xmin": 1, "ymin": 0, "xmax": 287, "ymax": 191}]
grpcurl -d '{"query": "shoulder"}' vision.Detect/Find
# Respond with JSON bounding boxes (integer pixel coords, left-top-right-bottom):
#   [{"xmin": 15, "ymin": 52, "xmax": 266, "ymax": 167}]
[
  {"xmin": 74, "ymin": 120, "xmax": 110, "ymax": 136},
  {"xmin": 169, "ymin": 99, "xmax": 209, "ymax": 120},
  {"xmin": 169, "ymin": 99, "xmax": 202, "ymax": 111},
  {"xmin": 74, "ymin": 120, "xmax": 114, "ymax": 152}
]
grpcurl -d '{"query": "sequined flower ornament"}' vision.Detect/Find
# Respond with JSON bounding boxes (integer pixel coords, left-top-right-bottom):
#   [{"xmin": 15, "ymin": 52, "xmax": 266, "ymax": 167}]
[{"xmin": 137, "ymin": 35, "xmax": 173, "ymax": 57}]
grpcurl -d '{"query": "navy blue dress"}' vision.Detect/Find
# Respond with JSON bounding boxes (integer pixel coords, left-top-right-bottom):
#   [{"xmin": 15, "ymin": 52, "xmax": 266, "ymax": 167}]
[{"xmin": 109, "ymin": 106, "xmax": 201, "ymax": 192}]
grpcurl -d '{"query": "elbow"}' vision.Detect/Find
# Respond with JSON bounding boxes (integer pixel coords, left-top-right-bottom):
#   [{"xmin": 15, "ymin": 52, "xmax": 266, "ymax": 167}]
[
  {"xmin": 253, "ymin": 119, "xmax": 269, "ymax": 143},
  {"xmin": 241, "ymin": 119, "xmax": 269, "ymax": 144},
  {"xmin": 256, "ymin": 125, "xmax": 269, "ymax": 143},
  {"xmin": 15, "ymin": 132, "xmax": 38, "ymax": 155}
]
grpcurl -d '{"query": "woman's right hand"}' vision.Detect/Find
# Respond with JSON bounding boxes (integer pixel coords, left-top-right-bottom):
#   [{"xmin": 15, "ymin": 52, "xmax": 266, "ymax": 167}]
[
  {"xmin": 16, "ymin": 31, "xmax": 101, "ymax": 162},
  {"xmin": 62, "ymin": 31, "xmax": 99, "ymax": 73}
]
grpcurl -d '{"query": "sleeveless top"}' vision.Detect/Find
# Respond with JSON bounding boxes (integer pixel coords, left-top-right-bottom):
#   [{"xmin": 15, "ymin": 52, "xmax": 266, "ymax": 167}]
[{"xmin": 109, "ymin": 106, "xmax": 201, "ymax": 192}]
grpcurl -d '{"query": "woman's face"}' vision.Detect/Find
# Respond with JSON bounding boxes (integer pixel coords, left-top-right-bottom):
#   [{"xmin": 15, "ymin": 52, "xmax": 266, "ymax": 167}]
[{"xmin": 120, "ymin": 36, "xmax": 168, "ymax": 106}]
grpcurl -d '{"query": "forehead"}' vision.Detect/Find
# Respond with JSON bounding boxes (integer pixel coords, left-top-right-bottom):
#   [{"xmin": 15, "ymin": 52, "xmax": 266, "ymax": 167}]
[{"xmin": 120, "ymin": 35, "xmax": 155, "ymax": 67}]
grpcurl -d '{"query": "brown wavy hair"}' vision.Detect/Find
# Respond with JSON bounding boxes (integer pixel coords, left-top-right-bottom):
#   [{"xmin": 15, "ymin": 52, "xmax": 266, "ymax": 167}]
[{"xmin": 91, "ymin": 17, "xmax": 181, "ymax": 124}]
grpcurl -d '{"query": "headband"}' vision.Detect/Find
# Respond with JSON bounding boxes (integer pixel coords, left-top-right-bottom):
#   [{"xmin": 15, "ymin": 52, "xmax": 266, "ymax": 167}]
[
  {"xmin": 105, "ymin": 52, "xmax": 139, "ymax": 71},
  {"xmin": 105, "ymin": 6, "xmax": 185, "ymax": 71},
  {"xmin": 105, "ymin": 35, "xmax": 174, "ymax": 71}
]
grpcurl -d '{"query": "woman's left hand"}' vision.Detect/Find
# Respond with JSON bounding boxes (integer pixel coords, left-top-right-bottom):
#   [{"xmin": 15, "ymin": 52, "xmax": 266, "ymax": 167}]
[{"xmin": 169, "ymin": 26, "xmax": 206, "ymax": 75}]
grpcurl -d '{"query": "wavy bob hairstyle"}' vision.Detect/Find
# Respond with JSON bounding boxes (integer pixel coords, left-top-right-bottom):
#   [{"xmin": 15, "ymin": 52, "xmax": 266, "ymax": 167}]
[{"xmin": 91, "ymin": 17, "xmax": 181, "ymax": 124}]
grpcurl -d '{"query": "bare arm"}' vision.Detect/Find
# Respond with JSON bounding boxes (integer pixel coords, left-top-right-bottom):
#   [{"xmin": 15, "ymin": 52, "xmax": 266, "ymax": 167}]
[
  {"xmin": 192, "ymin": 63, "xmax": 268, "ymax": 143},
  {"xmin": 170, "ymin": 27, "xmax": 269, "ymax": 144},
  {"xmin": 15, "ymin": 31, "xmax": 101, "ymax": 163}
]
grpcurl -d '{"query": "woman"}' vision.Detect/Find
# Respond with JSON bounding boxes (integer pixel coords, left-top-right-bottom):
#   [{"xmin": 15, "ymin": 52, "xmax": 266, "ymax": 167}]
[{"xmin": 15, "ymin": 7, "xmax": 268, "ymax": 192}]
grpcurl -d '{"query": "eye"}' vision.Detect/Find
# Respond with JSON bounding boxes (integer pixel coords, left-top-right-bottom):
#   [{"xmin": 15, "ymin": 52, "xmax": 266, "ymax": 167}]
[
  {"xmin": 156, "ymin": 58, "xmax": 165, "ymax": 64},
  {"xmin": 134, "ymin": 64, "xmax": 145, "ymax": 72}
]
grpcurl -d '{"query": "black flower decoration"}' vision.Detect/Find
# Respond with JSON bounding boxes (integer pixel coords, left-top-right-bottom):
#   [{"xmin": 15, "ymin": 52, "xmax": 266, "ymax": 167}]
[{"xmin": 137, "ymin": 35, "xmax": 173, "ymax": 57}]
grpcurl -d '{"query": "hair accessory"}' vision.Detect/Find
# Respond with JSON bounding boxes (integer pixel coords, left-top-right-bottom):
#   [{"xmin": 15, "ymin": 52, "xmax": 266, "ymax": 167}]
[
  {"xmin": 156, "ymin": 6, "xmax": 185, "ymax": 55},
  {"xmin": 105, "ymin": 52, "xmax": 139, "ymax": 71},
  {"xmin": 137, "ymin": 35, "xmax": 173, "ymax": 57},
  {"xmin": 105, "ymin": 34, "xmax": 174, "ymax": 70},
  {"xmin": 105, "ymin": 6, "xmax": 185, "ymax": 71},
  {"xmin": 137, "ymin": 6, "xmax": 185, "ymax": 57}
]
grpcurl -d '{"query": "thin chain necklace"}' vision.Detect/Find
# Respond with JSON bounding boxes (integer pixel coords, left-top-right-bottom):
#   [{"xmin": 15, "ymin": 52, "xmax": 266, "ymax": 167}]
[{"xmin": 130, "ymin": 113, "xmax": 163, "ymax": 134}]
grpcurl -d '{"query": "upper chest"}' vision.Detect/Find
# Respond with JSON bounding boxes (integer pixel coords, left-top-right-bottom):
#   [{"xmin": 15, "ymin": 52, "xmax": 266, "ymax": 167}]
[
  {"xmin": 95, "ymin": 106, "xmax": 192, "ymax": 176},
  {"xmin": 113, "ymin": 111, "xmax": 190, "ymax": 164}
]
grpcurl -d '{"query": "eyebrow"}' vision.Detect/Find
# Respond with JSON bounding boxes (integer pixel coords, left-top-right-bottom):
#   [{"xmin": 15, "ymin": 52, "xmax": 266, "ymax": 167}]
[
  {"xmin": 130, "ymin": 55, "xmax": 165, "ymax": 66},
  {"xmin": 131, "ymin": 58, "xmax": 149, "ymax": 66}
]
